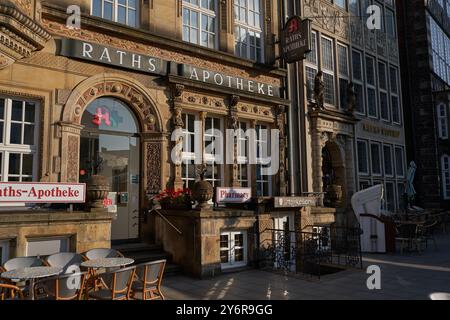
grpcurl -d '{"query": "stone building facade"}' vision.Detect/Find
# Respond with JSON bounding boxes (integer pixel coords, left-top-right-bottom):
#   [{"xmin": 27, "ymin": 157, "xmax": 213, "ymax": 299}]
[
  {"xmin": 397, "ymin": 0, "xmax": 450, "ymax": 208},
  {"xmin": 287, "ymin": 0, "xmax": 407, "ymax": 226},
  {"xmin": 0, "ymin": 0, "xmax": 315, "ymax": 277}
]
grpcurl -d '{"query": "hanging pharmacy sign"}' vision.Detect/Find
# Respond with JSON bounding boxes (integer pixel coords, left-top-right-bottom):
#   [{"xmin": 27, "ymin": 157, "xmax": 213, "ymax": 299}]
[
  {"xmin": 280, "ymin": 17, "xmax": 312, "ymax": 64},
  {"xmin": 0, "ymin": 182, "xmax": 86, "ymax": 203}
]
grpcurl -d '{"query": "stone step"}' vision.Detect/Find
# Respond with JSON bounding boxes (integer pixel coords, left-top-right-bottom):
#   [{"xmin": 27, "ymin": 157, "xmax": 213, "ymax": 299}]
[{"xmin": 112, "ymin": 242, "xmax": 163, "ymax": 254}]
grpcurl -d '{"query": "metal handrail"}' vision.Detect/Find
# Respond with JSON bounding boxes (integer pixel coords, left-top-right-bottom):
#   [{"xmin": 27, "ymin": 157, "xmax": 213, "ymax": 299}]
[{"xmin": 148, "ymin": 207, "xmax": 183, "ymax": 235}]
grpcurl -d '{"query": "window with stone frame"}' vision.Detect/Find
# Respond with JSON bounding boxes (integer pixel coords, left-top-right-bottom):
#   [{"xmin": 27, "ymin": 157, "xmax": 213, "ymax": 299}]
[
  {"xmin": 442, "ymin": 154, "xmax": 450, "ymax": 199},
  {"xmin": 334, "ymin": 0, "xmax": 347, "ymax": 10},
  {"xmin": 0, "ymin": 97, "xmax": 39, "ymax": 183},
  {"xmin": 338, "ymin": 43, "xmax": 349, "ymax": 110},
  {"xmin": 181, "ymin": 113, "xmax": 198, "ymax": 190},
  {"xmin": 305, "ymin": 31, "xmax": 318, "ymax": 101},
  {"xmin": 437, "ymin": 102, "xmax": 449, "ymax": 139},
  {"xmin": 383, "ymin": 144, "xmax": 394, "ymax": 177},
  {"xmin": 237, "ymin": 121, "xmax": 249, "ymax": 187},
  {"xmin": 182, "ymin": 0, "xmax": 218, "ymax": 49},
  {"xmin": 321, "ymin": 36, "xmax": 336, "ymax": 106},
  {"xmin": 91, "ymin": 0, "xmax": 138, "ymax": 27},
  {"xmin": 357, "ymin": 140, "xmax": 369, "ymax": 175},
  {"xmin": 379, "ymin": 61, "xmax": 390, "ymax": 122},
  {"xmin": 366, "ymin": 55, "xmax": 378, "ymax": 118},
  {"xmin": 390, "ymin": 66, "xmax": 401, "ymax": 124},
  {"xmin": 395, "ymin": 145, "xmax": 405, "ymax": 178},
  {"xmin": 256, "ymin": 124, "xmax": 271, "ymax": 197},
  {"xmin": 204, "ymin": 116, "xmax": 223, "ymax": 188},
  {"xmin": 234, "ymin": 0, "xmax": 264, "ymax": 62},
  {"xmin": 370, "ymin": 142, "xmax": 382, "ymax": 176},
  {"xmin": 352, "ymin": 50, "xmax": 365, "ymax": 114},
  {"xmin": 385, "ymin": 181, "xmax": 396, "ymax": 212}
]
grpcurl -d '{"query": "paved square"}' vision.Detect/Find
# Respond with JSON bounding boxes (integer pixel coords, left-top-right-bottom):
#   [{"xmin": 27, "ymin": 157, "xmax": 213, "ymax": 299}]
[{"xmin": 162, "ymin": 235, "xmax": 450, "ymax": 300}]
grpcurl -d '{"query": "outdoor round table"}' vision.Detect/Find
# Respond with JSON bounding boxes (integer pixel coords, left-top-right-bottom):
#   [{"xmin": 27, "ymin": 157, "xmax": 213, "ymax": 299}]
[
  {"xmin": 1, "ymin": 266, "xmax": 62, "ymax": 300},
  {"xmin": 81, "ymin": 257, "xmax": 134, "ymax": 269}
]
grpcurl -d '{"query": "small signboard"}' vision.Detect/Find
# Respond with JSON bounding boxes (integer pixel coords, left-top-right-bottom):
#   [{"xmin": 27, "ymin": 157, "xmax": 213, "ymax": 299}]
[
  {"xmin": 274, "ymin": 196, "xmax": 318, "ymax": 208},
  {"xmin": 216, "ymin": 187, "xmax": 252, "ymax": 204},
  {"xmin": 280, "ymin": 17, "xmax": 312, "ymax": 64},
  {"xmin": 104, "ymin": 192, "xmax": 118, "ymax": 213},
  {"xmin": 0, "ymin": 182, "xmax": 86, "ymax": 203}
]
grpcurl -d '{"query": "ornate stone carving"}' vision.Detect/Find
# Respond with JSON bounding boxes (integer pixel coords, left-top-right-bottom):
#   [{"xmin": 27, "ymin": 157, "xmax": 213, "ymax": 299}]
[
  {"xmin": 303, "ymin": 0, "xmax": 349, "ymax": 40},
  {"xmin": 67, "ymin": 136, "xmax": 79, "ymax": 183},
  {"xmin": 147, "ymin": 143, "xmax": 162, "ymax": 194},
  {"xmin": 0, "ymin": 3, "xmax": 51, "ymax": 69}
]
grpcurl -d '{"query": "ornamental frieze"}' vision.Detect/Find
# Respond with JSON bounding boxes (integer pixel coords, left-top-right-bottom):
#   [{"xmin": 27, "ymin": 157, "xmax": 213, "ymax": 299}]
[
  {"xmin": 387, "ymin": 36, "xmax": 399, "ymax": 61},
  {"xmin": 41, "ymin": 19, "xmax": 281, "ymax": 88},
  {"xmin": 303, "ymin": 0, "xmax": 350, "ymax": 40},
  {"xmin": 181, "ymin": 92, "xmax": 226, "ymax": 109},
  {"xmin": 350, "ymin": 18, "xmax": 364, "ymax": 48},
  {"xmin": 376, "ymin": 31, "xmax": 387, "ymax": 58}
]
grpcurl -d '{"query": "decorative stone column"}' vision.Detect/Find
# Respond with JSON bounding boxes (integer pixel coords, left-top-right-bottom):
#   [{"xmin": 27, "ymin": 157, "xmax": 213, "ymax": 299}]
[
  {"xmin": 250, "ymin": 119, "xmax": 258, "ymax": 198},
  {"xmin": 344, "ymin": 135, "xmax": 356, "ymax": 205},
  {"xmin": 142, "ymin": 133, "xmax": 164, "ymax": 196},
  {"xmin": 228, "ymin": 95, "xmax": 240, "ymax": 187},
  {"xmin": 58, "ymin": 121, "xmax": 83, "ymax": 183},
  {"xmin": 312, "ymin": 131, "xmax": 328, "ymax": 206},
  {"xmin": 275, "ymin": 105, "xmax": 287, "ymax": 196},
  {"xmin": 171, "ymin": 84, "xmax": 185, "ymax": 190}
]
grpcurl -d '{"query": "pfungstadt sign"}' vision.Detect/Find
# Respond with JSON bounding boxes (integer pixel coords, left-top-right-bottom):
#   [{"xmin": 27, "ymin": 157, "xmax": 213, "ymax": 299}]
[
  {"xmin": 0, "ymin": 182, "xmax": 86, "ymax": 203},
  {"xmin": 280, "ymin": 17, "xmax": 311, "ymax": 64}
]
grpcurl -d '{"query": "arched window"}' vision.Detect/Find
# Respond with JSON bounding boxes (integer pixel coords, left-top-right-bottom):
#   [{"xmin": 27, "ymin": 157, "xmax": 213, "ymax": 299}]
[
  {"xmin": 437, "ymin": 103, "xmax": 448, "ymax": 139},
  {"xmin": 441, "ymin": 154, "xmax": 450, "ymax": 199},
  {"xmin": 81, "ymin": 97, "xmax": 138, "ymax": 134}
]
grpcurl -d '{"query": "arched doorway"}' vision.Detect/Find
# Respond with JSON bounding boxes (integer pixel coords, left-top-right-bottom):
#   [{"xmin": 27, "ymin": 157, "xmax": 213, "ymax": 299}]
[
  {"xmin": 322, "ymin": 141, "xmax": 346, "ymax": 208},
  {"xmin": 79, "ymin": 97, "xmax": 140, "ymax": 241}
]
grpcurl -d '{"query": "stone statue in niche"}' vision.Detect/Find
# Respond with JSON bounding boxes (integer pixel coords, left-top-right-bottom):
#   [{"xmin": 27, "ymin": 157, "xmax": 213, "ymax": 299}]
[
  {"xmin": 347, "ymin": 82, "xmax": 356, "ymax": 114},
  {"xmin": 173, "ymin": 107, "xmax": 184, "ymax": 128},
  {"xmin": 314, "ymin": 71, "xmax": 325, "ymax": 110}
]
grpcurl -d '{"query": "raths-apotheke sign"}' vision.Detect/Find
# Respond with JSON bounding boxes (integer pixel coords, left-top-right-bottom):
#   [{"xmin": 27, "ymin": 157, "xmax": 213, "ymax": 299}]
[
  {"xmin": 58, "ymin": 39, "xmax": 168, "ymax": 75},
  {"xmin": 0, "ymin": 183, "xmax": 86, "ymax": 203},
  {"xmin": 280, "ymin": 17, "xmax": 311, "ymax": 64},
  {"xmin": 179, "ymin": 65, "xmax": 281, "ymax": 98}
]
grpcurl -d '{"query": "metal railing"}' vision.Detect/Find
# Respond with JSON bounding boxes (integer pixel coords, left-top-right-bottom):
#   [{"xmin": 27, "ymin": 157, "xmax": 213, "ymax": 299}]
[
  {"xmin": 147, "ymin": 196, "xmax": 183, "ymax": 235},
  {"xmin": 255, "ymin": 225, "xmax": 363, "ymax": 278}
]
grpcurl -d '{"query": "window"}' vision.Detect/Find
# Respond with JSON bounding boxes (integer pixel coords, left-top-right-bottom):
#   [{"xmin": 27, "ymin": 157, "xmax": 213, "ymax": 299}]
[
  {"xmin": 370, "ymin": 142, "xmax": 382, "ymax": 175},
  {"xmin": 357, "ymin": 140, "xmax": 369, "ymax": 174},
  {"xmin": 234, "ymin": 0, "xmax": 264, "ymax": 62},
  {"xmin": 334, "ymin": 0, "xmax": 347, "ymax": 9},
  {"xmin": 397, "ymin": 182, "xmax": 405, "ymax": 211},
  {"xmin": 385, "ymin": 181, "xmax": 396, "ymax": 212},
  {"xmin": 379, "ymin": 62, "xmax": 390, "ymax": 121},
  {"xmin": 181, "ymin": 113, "xmax": 198, "ymax": 189},
  {"xmin": 437, "ymin": 103, "xmax": 449, "ymax": 139},
  {"xmin": 429, "ymin": 15, "xmax": 450, "ymax": 85},
  {"xmin": 0, "ymin": 97, "xmax": 39, "ymax": 183},
  {"xmin": 204, "ymin": 116, "xmax": 223, "ymax": 188},
  {"xmin": 237, "ymin": 122, "xmax": 249, "ymax": 187},
  {"xmin": 91, "ymin": 0, "xmax": 138, "ymax": 27},
  {"xmin": 349, "ymin": 0, "xmax": 361, "ymax": 19},
  {"xmin": 386, "ymin": 9, "xmax": 396, "ymax": 37},
  {"xmin": 305, "ymin": 31, "xmax": 318, "ymax": 100},
  {"xmin": 338, "ymin": 44, "xmax": 349, "ymax": 110},
  {"xmin": 366, "ymin": 56, "xmax": 378, "ymax": 117},
  {"xmin": 0, "ymin": 240, "xmax": 9, "ymax": 264},
  {"xmin": 395, "ymin": 146, "xmax": 405, "ymax": 178},
  {"xmin": 256, "ymin": 124, "xmax": 271, "ymax": 196},
  {"xmin": 359, "ymin": 180, "xmax": 371, "ymax": 190},
  {"xmin": 220, "ymin": 231, "xmax": 247, "ymax": 269},
  {"xmin": 26, "ymin": 237, "xmax": 70, "ymax": 257},
  {"xmin": 183, "ymin": 0, "xmax": 217, "ymax": 49},
  {"xmin": 352, "ymin": 50, "xmax": 365, "ymax": 113},
  {"xmin": 383, "ymin": 144, "xmax": 394, "ymax": 177},
  {"xmin": 390, "ymin": 66, "xmax": 401, "ymax": 124},
  {"xmin": 321, "ymin": 36, "xmax": 335, "ymax": 105},
  {"xmin": 442, "ymin": 155, "xmax": 450, "ymax": 199}
]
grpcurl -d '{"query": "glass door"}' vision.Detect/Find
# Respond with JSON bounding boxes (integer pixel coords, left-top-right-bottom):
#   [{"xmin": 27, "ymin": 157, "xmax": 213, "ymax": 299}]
[{"xmin": 80, "ymin": 133, "xmax": 140, "ymax": 241}]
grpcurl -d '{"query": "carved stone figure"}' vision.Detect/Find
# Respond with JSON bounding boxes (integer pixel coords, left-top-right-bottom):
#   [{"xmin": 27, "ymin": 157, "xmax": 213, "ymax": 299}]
[
  {"xmin": 347, "ymin": 82, "xmax": 356, "ymax": 114},
  {"xmin": 314, "ymin": 71, "xmax": 325, "ymax": 110},
  {"xmin": 173, "ymin": 106, "xmax": 184, "ymax": 128}
]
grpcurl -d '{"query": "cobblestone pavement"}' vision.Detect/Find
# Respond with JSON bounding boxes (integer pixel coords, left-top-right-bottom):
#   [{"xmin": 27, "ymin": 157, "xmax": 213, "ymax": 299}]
[{"xmin": 162, "ymin": 235, "xmax": 450, "ymax": 300}]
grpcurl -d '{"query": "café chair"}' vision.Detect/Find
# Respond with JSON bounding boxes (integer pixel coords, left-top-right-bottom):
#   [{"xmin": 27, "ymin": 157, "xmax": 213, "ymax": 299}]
[
  {"xmin": 88, "ymin": 266, "xmax": 136, "ymax": 300},
  {"xmin": 130, "ymin": 260, "xmax": 166, "ymax": 300},
  {"xmin": 33, "ymin": 272, "xmax": 87, "ymax": 300},
  {"xmin": 0, "ymin": 283, "xmax": 24, "ymax": 300},
  {"xmin": 3, "ymin": 256, "xmax": 46, "ymax": 271},
  {"xmin": 84, "ymin": 248, "xmax": 124, "ymax": 260},
  {"xmin": 46, "ymin": 252, "xmax": 85, "ymax": 274}
]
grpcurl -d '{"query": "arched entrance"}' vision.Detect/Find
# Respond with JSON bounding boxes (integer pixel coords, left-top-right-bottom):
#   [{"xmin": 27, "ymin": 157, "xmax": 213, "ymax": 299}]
[
  {"xmin": 79, "ymin": 97, "xmax": 140, "ymax": 241},
  {"xmin": 322, "ymin": 141, "xmax": 346, "ymax": 208}
]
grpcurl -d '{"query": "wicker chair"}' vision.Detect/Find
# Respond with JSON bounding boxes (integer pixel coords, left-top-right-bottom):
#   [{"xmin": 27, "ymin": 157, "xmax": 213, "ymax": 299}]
[
  {"xmin": 130, "ymin": 260, "xmax": 166, "ymax": 300},
  {"xmin": 0, "ymin": 283, "xmax": 24, "ymax": 300},
  {"xmin": 33, "ymin": 272, "xmax": 87, "ymax": 300},
  {"xmin": 88, "ymin": 266, "xmax": 136, "ymax": 300}
]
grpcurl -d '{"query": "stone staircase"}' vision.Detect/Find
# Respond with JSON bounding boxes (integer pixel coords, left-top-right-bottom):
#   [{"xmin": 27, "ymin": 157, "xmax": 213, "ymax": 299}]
[{"xmin": 112, "ymin": 242, "xmax": 182, "ymax": 276}]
